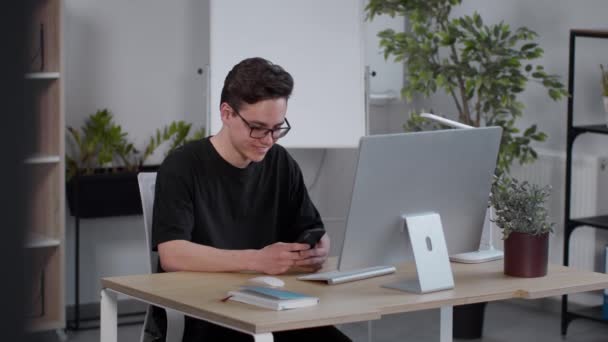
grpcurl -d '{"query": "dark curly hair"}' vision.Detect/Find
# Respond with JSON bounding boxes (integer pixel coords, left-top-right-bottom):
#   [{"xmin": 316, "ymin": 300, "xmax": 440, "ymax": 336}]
[{"xmin": 220, "ymin": 57, "xmax": 294, "ymax": 112}]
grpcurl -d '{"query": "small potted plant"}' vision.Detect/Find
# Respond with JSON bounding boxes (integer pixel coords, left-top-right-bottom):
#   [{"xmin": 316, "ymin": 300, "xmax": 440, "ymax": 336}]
[
  {"xmin": 490, "ymin": 176, "xmax": 555, "ymax": 277},
  {"xmin": 600, "ymin": 64, "xmax": 608, "ymax": 125}
]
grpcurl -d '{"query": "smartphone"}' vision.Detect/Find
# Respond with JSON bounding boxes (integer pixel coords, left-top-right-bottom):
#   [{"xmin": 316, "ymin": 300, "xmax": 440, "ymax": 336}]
[{"xmin": 295, "ymin": 228, "xmax": 325, "ymax": 247}]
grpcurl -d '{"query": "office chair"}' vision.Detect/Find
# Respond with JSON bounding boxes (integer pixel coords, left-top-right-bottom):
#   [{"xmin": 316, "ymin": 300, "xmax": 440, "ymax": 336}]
[{"xmin": 137, "ymin": 172, "xmax": 185, "ymax": 342}]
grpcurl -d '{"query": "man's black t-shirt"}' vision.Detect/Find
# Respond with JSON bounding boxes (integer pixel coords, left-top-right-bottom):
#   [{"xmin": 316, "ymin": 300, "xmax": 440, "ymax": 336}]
[{"xmin": 150, "ymin": 137, "xmax": 324, "ymax": 341}]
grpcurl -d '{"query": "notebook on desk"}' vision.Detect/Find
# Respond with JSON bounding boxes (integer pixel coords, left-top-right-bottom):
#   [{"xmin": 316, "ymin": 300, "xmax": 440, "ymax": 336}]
[
  {"xmin": 227, "ymin": 286, "xmax": 319, "ymax": 311},
  {"xmin": 297, "ymin": 265, "xmax": 396, "ymax": 285}
]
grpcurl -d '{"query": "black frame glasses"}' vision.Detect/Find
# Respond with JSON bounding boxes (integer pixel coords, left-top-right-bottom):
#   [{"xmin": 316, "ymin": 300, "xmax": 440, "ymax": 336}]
[{"xmin": 231, "ymin": 107, "xmax": 291, "ymax": 140}]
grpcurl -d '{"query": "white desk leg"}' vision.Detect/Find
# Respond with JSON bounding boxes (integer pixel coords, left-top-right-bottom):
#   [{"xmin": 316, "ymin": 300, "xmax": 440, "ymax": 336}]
[
  {"xmin": 367, "ymin": 321, "xmax": 373, "ymax": 342},
  {"xmin": 100, "ymin": 289, "xmax": 118, "ymax": 342},
  {"xmin": 439, "ymin": 306, "xmax": 453, "ymax": 342},
  {"xmin": 252, "ymin": 333, "xmax": 273, "ymax": 341}
]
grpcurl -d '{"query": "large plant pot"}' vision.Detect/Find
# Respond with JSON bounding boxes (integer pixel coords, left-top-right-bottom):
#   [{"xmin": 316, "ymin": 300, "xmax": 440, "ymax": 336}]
[
  {"xmin": 66, "ymin": 166, "xmax": 159, "ymax": 218},
  {"xmin": 504, "ymin": 232, "xmax": 549, "ymax": 277},
  {"xmin": 453, "ymin": 302, "xmax": 487, "ymax": 339}
]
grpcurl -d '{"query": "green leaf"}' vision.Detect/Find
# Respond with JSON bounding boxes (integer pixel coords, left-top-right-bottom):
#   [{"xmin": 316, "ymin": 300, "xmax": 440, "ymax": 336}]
[
  {"xmin": 473, "ymin": 12, "xmax": 482, "ymax": 28},
  {"xmin": 521, "ymin": 43, "xmax": 537, "ymax": 51},
  {"xmin": 548, "ymin": 88, "xmax": 562, "ymax": 100},
  {"xmin": 523, "ymin": 125, "xmax": 537, "ymax": 136}
]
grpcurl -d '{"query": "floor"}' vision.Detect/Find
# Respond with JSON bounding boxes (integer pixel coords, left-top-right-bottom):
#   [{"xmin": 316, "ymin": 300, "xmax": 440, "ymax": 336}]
[{"xmin": 31, "ymin": 300, "xmax": 608, "ymax": 342}]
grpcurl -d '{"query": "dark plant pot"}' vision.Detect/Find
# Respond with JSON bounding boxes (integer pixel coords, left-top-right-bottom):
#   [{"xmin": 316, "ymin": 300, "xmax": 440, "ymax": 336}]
[
  {"xmin": 453, "ymin": 302, "xmax": 487, "ymax": 339},
  {"xmin": 66, "ymin": 166, "xmax": 159, "ymax": 218},
  {"xmin": 504, "ymin": 231, "xmax": 549, "ymax": 278}
]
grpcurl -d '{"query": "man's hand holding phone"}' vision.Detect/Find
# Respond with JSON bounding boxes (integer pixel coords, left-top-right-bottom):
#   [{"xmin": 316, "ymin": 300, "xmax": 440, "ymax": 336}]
[
  {"xmin": 295, "ymin": 227, "xmax": 325, "ymax": 247},
  {"xmin": 294, "ymin": 228, "xmax": 330, "ymax": 271}
]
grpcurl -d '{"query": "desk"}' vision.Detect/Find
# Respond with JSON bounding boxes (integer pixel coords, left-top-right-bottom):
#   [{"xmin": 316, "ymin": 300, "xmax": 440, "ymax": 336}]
[{"xmin": 100, "ymin": 260, "xmax": 608, "ymax": 342}]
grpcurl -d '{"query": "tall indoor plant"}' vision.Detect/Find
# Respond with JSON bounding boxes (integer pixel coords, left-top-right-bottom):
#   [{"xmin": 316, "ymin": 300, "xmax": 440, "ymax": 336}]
[{"xmin": 365, "ymin": 0, "xmax": 568, "ymax": 174}]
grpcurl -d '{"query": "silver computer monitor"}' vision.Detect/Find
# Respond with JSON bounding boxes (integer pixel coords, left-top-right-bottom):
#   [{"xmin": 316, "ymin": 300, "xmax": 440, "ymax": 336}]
[{"xmin": 337, "ymin": 127, "xmax": 502, "ymax": 271}]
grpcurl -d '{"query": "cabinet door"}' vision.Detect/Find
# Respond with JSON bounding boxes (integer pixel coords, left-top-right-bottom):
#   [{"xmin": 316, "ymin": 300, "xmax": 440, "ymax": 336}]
[{"xmin": 210, "ymin": 0, "xmax": 366, "ymax": 148}]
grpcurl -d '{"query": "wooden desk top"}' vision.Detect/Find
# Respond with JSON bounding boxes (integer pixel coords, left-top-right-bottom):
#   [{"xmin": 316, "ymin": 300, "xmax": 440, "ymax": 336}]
[{"xmin": 101, "ymin": 259, "xmax": 608, "ymax": 334}]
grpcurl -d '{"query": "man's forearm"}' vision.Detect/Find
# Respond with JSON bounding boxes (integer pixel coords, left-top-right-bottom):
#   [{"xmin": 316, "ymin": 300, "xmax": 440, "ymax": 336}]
[{"xmin": 158, "ymin": 240, "xmax": 258, "ymax": 272}]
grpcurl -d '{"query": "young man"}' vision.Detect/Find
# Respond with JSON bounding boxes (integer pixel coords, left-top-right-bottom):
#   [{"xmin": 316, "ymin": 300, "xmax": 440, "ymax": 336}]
[{"xmin": 151, "ymin": 57, "xmax": 351, "ymax": 342}]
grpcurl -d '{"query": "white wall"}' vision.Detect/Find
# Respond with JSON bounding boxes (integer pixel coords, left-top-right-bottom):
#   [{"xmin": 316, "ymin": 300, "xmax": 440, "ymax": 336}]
[
  {"xmin": 65, "ymin": 0, "xmax": 208, "ymax": 163},
  {"xmin": 64, "ymin": 0, "xmax": 209, "ymax": 304}
]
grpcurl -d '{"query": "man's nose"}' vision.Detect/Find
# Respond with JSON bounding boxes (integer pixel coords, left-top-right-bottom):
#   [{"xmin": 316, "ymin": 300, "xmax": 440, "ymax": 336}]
[{"xmin": 261, "ymin": 132, "xmax": 274, "ymax": 145}]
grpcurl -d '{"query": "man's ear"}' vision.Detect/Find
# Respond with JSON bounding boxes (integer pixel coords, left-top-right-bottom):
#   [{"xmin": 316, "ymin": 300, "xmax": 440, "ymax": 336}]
[{"xmin": 219, "ymin": 102, "xmax": 233, "ymax": 125}]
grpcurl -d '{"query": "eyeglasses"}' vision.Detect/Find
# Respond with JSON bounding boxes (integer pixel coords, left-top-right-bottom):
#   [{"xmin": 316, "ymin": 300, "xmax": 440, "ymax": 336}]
[{"xmin": 231, "ymin": 107, "xmax": 291, "ymax": 140}]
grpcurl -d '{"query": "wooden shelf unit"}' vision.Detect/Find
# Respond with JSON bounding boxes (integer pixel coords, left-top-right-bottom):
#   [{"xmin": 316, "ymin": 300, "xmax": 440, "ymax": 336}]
[{"xmin": 25, "ymin": 0, "xmax": 65, "ymax": 332}]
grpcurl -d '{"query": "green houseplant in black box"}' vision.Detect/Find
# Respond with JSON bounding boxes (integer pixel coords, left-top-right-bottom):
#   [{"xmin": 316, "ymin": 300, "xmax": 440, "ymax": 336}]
[{"xmin": 66, "ymin": 109, "xmax": 204, "ymax": 218}]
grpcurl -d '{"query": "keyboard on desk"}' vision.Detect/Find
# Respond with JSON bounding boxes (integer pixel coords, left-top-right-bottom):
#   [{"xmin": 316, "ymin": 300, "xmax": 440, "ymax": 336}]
[{"xmin": 297, "ymin": 265, "xmax": 396, "ymax": 285}]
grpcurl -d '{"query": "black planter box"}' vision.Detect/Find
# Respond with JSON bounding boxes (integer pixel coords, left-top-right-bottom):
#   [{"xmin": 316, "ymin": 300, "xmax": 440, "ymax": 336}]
[{"xmin": 66, "ymin": 166, "xmax": 159, "ymax": 218}]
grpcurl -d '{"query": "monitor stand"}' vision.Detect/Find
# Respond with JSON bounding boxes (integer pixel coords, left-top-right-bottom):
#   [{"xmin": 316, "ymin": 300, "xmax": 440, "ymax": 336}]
[
  {"xmin": 449, "ymin": 207, "xmax": 504, "ymax": 263},
  {"xmin": 382, "ymin": 213, "xmax": 455, "ymax": 294}
]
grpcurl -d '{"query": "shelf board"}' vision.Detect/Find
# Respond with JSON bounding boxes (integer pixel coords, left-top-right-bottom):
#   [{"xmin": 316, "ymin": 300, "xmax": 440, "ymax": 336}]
[
  {"xmin": 568, "ymin": 305, "xmax": 608, "ymax": 324},
  {"xmin": 570, "ymin": 216, "xmax": 608, "ymax": 230},
  {"xmin": 24, "ymin": 155, "xmax": 61, "ymax": 164},
  {"xmin": 572, "ymin": 124, "xmax": 608, "ymax": 135},
  {"xmin": 24, "ymin": 72, "xmax": 61, "ymax": 80},
  {"xmin": 571, "ymin": 29, "xmax": 608, "ymax": 38},
  {"xmin": 25, "ymin": 233, "xmax": 61, "ymax": 249}
]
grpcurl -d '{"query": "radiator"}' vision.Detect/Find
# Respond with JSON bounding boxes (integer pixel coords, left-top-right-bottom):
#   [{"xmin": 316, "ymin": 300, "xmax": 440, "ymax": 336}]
[{"xmin": 509, "ymin": 149, "xmax": 608, "ymax": 306}]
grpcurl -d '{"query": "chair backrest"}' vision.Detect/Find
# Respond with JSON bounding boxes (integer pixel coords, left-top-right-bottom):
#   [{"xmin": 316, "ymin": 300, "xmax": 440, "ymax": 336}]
[
  {"xmin": 138, "ymin": 172, "xmax": 185, "ymax": 342},
  {"xmin": 137, "ymin": 172, "xmax": 157, "ymax": 274}
]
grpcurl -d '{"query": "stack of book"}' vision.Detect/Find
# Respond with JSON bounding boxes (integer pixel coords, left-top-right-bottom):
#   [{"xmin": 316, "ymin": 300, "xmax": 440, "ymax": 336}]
[{"xmin": 226, "ymin": 286, "xmax": 319, "ymax": 311}]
